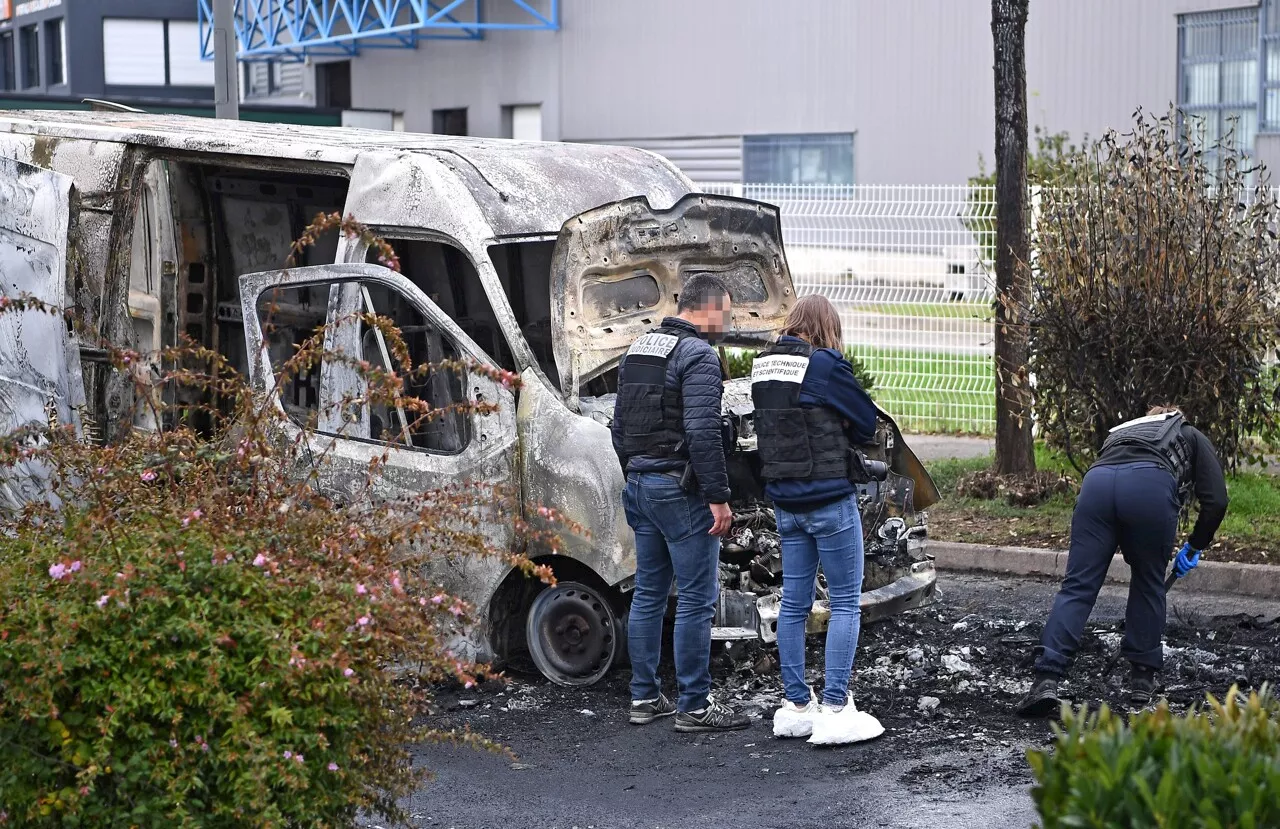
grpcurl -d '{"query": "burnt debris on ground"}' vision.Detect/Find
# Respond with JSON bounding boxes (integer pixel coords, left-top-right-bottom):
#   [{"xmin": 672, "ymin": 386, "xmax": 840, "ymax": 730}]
[
  {"xmin": 401, "ymin": 577, "xmax": 1280, "ymax": 828},
  {"xmin": 431, "ymin": 580, "xmax": 1280, "ymax": 754}
]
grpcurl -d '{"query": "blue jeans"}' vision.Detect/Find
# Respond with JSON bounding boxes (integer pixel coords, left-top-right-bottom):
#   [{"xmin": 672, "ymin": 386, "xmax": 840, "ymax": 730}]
[
  {"xmin": 1037, "ymin": 463, "xmax": 1179, "ymax": 676},
  {"xmin": 776, "ymin": 495, "xmax": 865, "ymax": 707},
  {"xmin": 624, "ymin": 472, "xmax": 720, "ymax": 713}
]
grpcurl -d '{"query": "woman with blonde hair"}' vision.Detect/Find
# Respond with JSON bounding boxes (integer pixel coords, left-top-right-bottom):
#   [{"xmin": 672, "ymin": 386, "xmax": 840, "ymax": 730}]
[{"xmin": 750, "ymin": 294, "xmax": 883, "ymax": 745}]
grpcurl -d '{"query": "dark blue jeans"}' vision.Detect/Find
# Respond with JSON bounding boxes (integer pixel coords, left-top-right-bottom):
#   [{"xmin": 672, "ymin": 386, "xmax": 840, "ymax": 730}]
[
  {"xmin": 776, "ymin": 494, "xmax": 865, "ymax": 707},
  {"xmin": 624, "ymin": 472, "xmax": 720, "ymax": 713},
  {"xmin": 1037, "ymin": 463, "xmax": 1180, "ymax": 676}
]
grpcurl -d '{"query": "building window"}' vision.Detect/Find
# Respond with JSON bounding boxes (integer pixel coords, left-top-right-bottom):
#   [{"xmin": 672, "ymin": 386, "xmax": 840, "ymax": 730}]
[
  {"xmin": 19, "ymin": 23, "xmax": 38, "ymax": 88},
  {"xmin": 0, "ymin": 32, "xmax": 14, "ymax": 91},
  {"xmin": 433, "ymin": 108, "xmax": 468, "ymax": 136},
  {"xmin": 1262, "ymin": 0, "xmax": 1280, "ymax": 130},
  {"xmin": 46, "ymin": 17, "xmax": 64, "ymax": 86},
  {"xmin": 317, "ymin": 60, "xmax": 352, "ymax": 108},
  {"xmin": 502, "ymin": 104, "xmax": 542, "ymax": 141},
  {"xmin": 743, "ymin": 133, "xmax": 855, "ymax": 185},
  {"xmin": 1177, "ymin": 8, "xmax": 1258, "ymax": 162},
  {"xmin": 166, "ymin": 20, "xmax": 213, "ymax": 86},
  {"xmin": 103, "ymin": 18, "xmax": 213, "ymax": 87}
]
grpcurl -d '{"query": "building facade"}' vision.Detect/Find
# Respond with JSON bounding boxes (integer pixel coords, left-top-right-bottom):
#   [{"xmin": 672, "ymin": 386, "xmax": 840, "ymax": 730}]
[
  {"xmin": 249, "ymin": 0, "xmax": 1280, "ymax": 184},
  {"xmin": 0, "ymin": 0, "xmax": 340, "ymax": 123}
]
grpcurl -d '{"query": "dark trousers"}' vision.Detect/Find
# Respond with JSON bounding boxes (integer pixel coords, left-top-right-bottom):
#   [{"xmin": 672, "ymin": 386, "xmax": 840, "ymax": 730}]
[{"xmin": 1036, "ymin": 463, "xmax": 1180, "ymax": 676}]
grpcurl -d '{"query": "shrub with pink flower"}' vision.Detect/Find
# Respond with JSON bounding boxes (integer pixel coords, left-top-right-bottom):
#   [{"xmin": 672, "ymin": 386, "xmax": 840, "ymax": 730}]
[{"xmin": 0, "ymin": 214, "xmax": 555, "ymax": 827}]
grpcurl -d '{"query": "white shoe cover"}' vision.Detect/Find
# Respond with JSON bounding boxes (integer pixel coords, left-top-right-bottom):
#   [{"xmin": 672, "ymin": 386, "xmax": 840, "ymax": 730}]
[
  {"xmin": 772, "ymin": 690, "xmax": 819, "ymax": 738},
  {"xmin": 807, "ymin": 695, "xmax": 885, "ymax": 746}
]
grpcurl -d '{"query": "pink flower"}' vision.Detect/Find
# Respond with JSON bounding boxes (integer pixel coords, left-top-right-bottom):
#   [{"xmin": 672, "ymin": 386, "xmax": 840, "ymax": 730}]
[
  {"xmin": 328, "ymin": 762, "xmax": 339, "ymax": 771},
  {"xmin": 418, "ymin": 597, "xmax": 427, "ymax": 606},
  {"xmin": 253, "ymin": 554, "xmax": 267, "ymax": 567},
  {"xmin": 182, "ymin": 509, "xmax": 203, "ymax": 527},
  {"xmin": 68, "ymin": 560, "xmax": 82, "ymax": 573},
  {"xmin": 95, "ymin": 595, "xmax": 110, "ymax": 609},
  {"xmin": 343, "ymin": 668, "xmax": 355, "ymax": 677},
  {"xmin": 356, "ymin": 615, "xmax": 370, "ymax": 627},
  {"xmin": 140, "ymin": 470, "xmax": 157, "ymax": 482},
  {"xmin": 355, "ymin": 583, "xmax": 368, "ymax": 595},
  {"xmin": 283, "ymin": 750, "xmax": 292, "ymax": 759},
  {"xmin": 295, "ymin": 754, "xmax": 304, "ymax": 763},
  {"xmin": 48, "ymin": 563, "xmax": 66, "ymax": 580},
  {"xmin": 431, "ymin": 594, "xmax": 445, "ymax": 605}
]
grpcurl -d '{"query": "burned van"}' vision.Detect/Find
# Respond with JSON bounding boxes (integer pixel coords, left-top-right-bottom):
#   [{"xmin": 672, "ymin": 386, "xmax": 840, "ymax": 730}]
[{"xmin": 0, "ymin": 111, "xmax": 938, "ymax": 687}]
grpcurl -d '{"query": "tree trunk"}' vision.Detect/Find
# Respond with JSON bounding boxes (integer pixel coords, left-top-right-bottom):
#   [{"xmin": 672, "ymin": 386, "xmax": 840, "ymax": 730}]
[{"xmin": 992, "ymin": 0, "xmax": 1036, "ymax": 476}]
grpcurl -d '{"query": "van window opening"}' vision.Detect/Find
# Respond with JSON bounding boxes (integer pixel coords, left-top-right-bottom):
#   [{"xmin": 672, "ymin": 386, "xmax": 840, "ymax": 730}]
[
  {"xmin": 367, "ymin": 239, "xmax": 519, "ymax": 374},
  {"xmin": 487, "ymin": 240, "xmax": 558, "ymax": 386}
]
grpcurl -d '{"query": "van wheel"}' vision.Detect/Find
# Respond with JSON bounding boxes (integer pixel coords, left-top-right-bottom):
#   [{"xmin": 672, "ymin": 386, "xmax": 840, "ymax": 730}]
[{"xmin": 525, "ymin": 581, "xmax": 618, "ymax": 687}]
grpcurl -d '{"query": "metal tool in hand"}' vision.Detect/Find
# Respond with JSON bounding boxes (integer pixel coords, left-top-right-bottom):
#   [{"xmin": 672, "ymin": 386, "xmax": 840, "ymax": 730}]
[{"xmin": 1100, "ymin": 544, "xmax": 1199, "ymax": 677}]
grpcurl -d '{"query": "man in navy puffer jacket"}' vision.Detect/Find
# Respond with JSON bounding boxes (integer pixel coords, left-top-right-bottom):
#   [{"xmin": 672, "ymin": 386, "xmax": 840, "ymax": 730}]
[{"xmin": 612, "ymin": 274, "xmax": 749, "ymax": 733}]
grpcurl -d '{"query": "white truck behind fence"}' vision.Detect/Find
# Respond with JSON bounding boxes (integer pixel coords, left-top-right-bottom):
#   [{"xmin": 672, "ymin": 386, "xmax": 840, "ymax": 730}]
[{"xmin": 698, "ymin": 183, "xmax": 998, "ymax": 435}]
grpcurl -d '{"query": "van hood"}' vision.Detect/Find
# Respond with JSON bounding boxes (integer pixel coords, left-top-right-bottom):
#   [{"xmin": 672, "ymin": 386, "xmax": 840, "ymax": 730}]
[{"xmin": 550, "ymin": 192, "xmax": 795, "ymax": 392}]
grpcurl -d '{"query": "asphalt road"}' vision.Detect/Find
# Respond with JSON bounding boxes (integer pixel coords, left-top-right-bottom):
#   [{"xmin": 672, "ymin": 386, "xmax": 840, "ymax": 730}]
[{"xmin": 373, "ymin": 575, "xmax": 1280, "ymax": 829}]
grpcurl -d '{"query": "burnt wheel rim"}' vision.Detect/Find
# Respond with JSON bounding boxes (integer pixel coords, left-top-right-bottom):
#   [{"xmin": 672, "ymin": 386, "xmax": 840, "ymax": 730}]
[{"xmin": 526, "ymin": 581, "xmax": 617, "ymax": 687}]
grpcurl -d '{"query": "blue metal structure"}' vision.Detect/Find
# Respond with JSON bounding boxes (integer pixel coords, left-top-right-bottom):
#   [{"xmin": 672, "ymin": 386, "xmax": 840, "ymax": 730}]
[{"xmin": 197, "ymin": 0, "xmax": 559, "ymax": 60}]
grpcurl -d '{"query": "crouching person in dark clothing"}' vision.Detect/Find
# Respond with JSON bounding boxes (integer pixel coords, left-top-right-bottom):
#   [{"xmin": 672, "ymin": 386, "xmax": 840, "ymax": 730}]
[
  {"xmin": 612, "ymin": 274, "xmax": 749, "ymax": 733},
  {"xmin": 1017, "ymin": 406, "xmax": 1228, "ymax": 717},
  {"xmin": 753, "ymin": 295, "xmax": 885, "ymax": 745}
]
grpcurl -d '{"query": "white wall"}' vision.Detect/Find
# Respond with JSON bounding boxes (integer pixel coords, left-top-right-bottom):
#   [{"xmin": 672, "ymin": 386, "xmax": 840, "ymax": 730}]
[{"xmin": 349, "ymin": 0, "xmax": 1259, "ymax": 183}]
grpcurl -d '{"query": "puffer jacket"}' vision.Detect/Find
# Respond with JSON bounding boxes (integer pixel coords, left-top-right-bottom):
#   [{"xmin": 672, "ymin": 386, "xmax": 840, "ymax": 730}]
[{"xmin": 610, "ymin": 317, "xmax": 731, "ymax": 504}]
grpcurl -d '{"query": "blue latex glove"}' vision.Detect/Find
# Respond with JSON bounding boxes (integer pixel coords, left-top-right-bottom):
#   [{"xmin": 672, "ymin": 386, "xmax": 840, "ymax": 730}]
[{"xmin": 1173, "ymin": 542, "xmax": 1201, "ymax": 579}]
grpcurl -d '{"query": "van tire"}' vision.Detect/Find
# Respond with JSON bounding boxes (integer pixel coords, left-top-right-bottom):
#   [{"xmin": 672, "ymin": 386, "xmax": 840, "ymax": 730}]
[{"xmin": 525, "ymin": 581, "xmax": 619, "ymax": 687}]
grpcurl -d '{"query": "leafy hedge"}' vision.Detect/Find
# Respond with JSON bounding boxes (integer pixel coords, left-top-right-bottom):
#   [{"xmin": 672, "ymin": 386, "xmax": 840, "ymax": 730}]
[
  {"xmin": 1029, "ymin": 686, "xmax": 1280, "ymax": 828},
  {"xmin": 0, "ymin": 215, "xmax": 553, "ymax": 827}
]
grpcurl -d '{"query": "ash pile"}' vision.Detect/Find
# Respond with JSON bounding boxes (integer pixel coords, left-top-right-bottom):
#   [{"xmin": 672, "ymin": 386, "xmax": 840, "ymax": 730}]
[{"xmin": 709, "ymin": 588, "xmax": 1280, "ymax": 739}]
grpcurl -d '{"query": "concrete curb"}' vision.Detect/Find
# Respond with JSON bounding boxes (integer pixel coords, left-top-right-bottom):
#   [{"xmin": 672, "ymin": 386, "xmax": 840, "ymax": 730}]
[{"xmin": 930, "ymin": 541, "xmax": 1280, "ymax": 600}]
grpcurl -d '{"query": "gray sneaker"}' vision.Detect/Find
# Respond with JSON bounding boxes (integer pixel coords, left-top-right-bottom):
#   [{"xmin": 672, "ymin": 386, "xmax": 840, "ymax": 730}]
[
  {"xmin": 1015, "ymin": 673, "xmax": 1062, "ymax": 718},
  {"xmin": 674, "ymin": 698, "xmax": 750, "ymax": 733},
  {"xmin": 629, "ymin": 693, "xmax": 677, "ymax": 725},
  {"xmin": 1128, "ymin": 666, "xmax": 1159, "ymax": 706}
]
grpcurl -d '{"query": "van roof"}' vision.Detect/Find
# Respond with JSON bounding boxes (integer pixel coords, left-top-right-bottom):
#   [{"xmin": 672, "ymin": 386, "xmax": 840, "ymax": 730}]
[{"xmin": 0, "ymin": 110, "xmax": 694, "ymax": 237}]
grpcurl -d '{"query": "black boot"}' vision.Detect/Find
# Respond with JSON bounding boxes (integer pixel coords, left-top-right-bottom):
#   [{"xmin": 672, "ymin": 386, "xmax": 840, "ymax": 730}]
[
  {"xmin": 1128, "ymin": 665, "xmax": 1159, "ymax": 706},
  {"xmin": 1016, "ymin": 672, "xmax": 1062, "ymax": 718}
]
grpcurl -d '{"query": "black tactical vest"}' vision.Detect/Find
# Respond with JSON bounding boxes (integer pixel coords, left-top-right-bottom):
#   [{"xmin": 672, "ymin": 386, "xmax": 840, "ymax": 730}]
[
  {"xmin": 616, "ymin": 326, "xmax": 697, "ymax": 458},
  {"xmin": 1099, "ymin": 412, "xmax": 1192, "ymax": 483},
  {"xmin": 750, "ymin": 340, "xmax": 851, "ymax": 481}
]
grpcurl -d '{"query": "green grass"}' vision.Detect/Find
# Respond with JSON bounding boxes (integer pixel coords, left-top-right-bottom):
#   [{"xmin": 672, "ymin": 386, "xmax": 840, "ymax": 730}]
[
  {"xmin": 852, "ymin": 302, "xmax": 991, "ymax": 320},
  {"xmin": 855, "ymin": 348, "xmax": 995, "ymax": 435},
  {"xmin": 922, "ymin": 446, "xmax": 1280, "ymax": 563},
  {"xmin": 726, "ymin": 344, "xmax": 998, "ymax": 435}
]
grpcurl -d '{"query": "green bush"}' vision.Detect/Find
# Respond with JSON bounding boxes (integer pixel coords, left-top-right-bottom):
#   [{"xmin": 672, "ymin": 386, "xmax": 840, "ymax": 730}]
[
  {"xmin": 1028, "ymin": 686, "xmax": 1280, "ymax": 828},
  {"xmin": 0, "ymin": 216, "xmax": 550, "ymax": 827},
  {"xmin": 724, "ymin": 348, "xmax": 875, "ymax": 392},
  {"xmin": 1027, "ymin": 110, "xmax": 1280, "ymax": 472}
]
